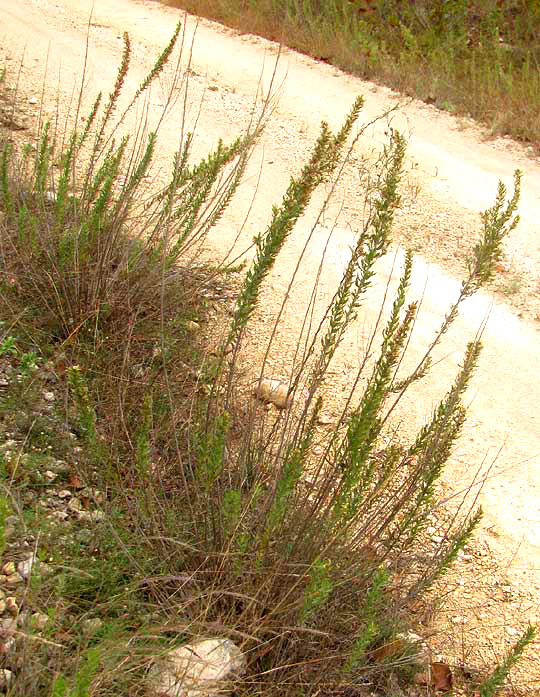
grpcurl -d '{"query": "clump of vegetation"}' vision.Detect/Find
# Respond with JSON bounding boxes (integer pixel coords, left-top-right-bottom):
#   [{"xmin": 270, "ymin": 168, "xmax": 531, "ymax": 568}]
[
  {"xmin": 165, "ymin": 0, "xmax": 540, "ymax": 147},
  {"xmin": 0, "ymin": 19, "xmax": 535, "ymax": 697}
]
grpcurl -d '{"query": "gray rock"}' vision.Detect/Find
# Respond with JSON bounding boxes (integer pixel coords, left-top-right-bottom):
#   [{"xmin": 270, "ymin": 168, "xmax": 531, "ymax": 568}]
[{"xmin": 147, "ymin": 638, "xmax": 246, "ymax": 697}]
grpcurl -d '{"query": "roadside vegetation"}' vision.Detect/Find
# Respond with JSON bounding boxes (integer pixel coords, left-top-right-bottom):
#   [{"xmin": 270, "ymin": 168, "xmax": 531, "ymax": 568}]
[
  {"xmin": 163, "ymin": 0, "xmax": 540, "ymax": 149},
  {"xmin": 0, "ymin": 22, "xmax": 536, "ymax": 697}
]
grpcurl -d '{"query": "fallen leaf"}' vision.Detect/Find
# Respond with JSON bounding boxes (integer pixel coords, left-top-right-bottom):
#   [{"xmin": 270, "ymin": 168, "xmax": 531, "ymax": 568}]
[
  {"xmin": 69, "ymin": 473, "xmax": 83, "ymax": 489},
  {"xmin": 432, "ymin": 662, "xmax": 453, "ymax": 692},
  {"xmin": 369, "ymin": 638, "xmax": 405, "ymax": 663}
]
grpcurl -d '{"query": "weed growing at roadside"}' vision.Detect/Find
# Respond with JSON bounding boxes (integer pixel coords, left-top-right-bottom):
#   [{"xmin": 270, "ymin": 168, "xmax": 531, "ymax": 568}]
[
  {"xmin": 0, "ymin": 19, "xmax": 535, "ymax": 697},
  {"xmin": 479, "ymin": 625, "xmax": 537, "ymax": 697},
  {"xmin": 167, "ymin": 0, "xmax": 540, "ymax": 147}
]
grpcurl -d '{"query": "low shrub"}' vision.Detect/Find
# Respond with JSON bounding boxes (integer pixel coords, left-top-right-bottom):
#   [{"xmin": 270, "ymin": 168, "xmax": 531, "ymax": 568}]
[{"xmin": 0, "ymin": 20, "xmax": 534, "ymax": 697}]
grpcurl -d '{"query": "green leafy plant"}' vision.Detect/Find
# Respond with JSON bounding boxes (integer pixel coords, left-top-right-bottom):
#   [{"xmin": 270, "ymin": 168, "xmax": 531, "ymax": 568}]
[
  {"xmin": 0, "ymin": 335, "xmax": 17, "ymax": 357},
  {"xmin": 478, "ymin": 624, "xmax": 537, "ymax": 697},
  {"xmin": 51, "ymin": 646, "xmax": 102, "ymax": 697}
]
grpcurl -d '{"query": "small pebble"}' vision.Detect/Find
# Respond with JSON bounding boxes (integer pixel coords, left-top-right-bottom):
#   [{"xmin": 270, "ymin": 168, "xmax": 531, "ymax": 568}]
[
  {"xmin": 44, "ymin": 470, "xmax": 57, "ymax": 482},
  {"xmin": 5, "ymin": 598, "xmax": 18, "ymax": 616},
  {"xmin": 1, "ymin": 562, "xmax": 15, "ymax": 576},
  {"xmin": 77, "ymin": 510, "xmax": 104, "ymax": 523},
  {"xmin": 5, "ymin": 573, "xmax": 24, "ymax": 587},
  {"xmin": 47, "ymin": 510, "xmax": 69, "ymax": 522},
  {"xmin": 43, "ymin": 391, "xmax": 55, "ymax": 402},
  {"xmin": 17, "ymin": 555, "xmax": 35, "ymax": 579},
  {"xmin": 57, "ymin": 490, "xmax": 72, "ymax": 499}
]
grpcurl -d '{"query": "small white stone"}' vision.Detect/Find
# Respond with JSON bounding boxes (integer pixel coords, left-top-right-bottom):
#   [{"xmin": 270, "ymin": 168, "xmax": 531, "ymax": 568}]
[
  {"xmin": 43, "ymin": 391, "xmax": 55, "ymax": 402},
  {"xmin": 148, "ymin": 638, "xmax": 246, "ymax": 697},
  {"xmin": 17, "ymin": 554, "xmax": 36, "ymax": 579},
  {"xmin": 47, "ymin": 510, "xmax": 69, "ymax": 522},
  {"xmin": 251, "ymin": 378, "xmax": 292, "ymax": 410},
  {"xmin": 57, "ymin": 490, "xmax": 72, "ymax": 499},
  {"xmin": 44, "ymin": 470, "xmax": 57, "ymax": 482},
  {"xmin": 28, "ymin": 96, "xmax": 37, "ymax": 105}
]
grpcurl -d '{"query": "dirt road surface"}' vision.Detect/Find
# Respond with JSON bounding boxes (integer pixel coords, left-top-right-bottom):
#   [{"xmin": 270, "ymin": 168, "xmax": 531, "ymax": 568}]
[{"xmin": 1, "ymin": 0, "xmax": 539, "ymax": 687}]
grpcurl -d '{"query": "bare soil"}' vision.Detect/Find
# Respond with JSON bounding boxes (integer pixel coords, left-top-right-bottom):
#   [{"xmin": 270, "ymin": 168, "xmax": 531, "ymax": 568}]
[{"xmin": 1, "ymin": 0, "xmax": 539, "ymax": 691}]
